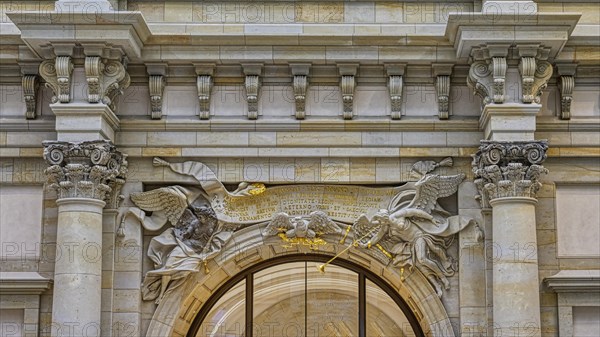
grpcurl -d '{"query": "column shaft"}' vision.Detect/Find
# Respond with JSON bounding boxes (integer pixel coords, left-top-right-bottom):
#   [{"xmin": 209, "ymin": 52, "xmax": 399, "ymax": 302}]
[
  {"xmin": 490, "ymin": 197, "xmax": 541, "ymax": 337},
  {"xmin": 52, "ymin": 198, "xmax": 105, "ymax": 337}
]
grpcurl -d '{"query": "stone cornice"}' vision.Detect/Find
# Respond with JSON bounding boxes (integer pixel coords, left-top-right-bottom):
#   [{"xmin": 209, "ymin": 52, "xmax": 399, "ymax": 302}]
[
  {"xmin": 545, "ymin": 270, "xmax": 600, "ymax": 293},
  {"xmin": 0, "ymin": 272, "xmax": 52, "ymax": 295},
  {"xmin": 6, "ymin": 11, "xmax": 150, "ymax": 60},
  {"xmin": 446, "ymin": 12, "xmax": 581, "ymax": 60}
]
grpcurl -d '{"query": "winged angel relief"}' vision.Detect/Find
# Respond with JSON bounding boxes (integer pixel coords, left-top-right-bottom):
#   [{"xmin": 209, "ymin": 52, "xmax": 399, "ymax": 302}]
[{"xmin": 124, "ymin": 157, "xmax": 478, "ymax": 302}]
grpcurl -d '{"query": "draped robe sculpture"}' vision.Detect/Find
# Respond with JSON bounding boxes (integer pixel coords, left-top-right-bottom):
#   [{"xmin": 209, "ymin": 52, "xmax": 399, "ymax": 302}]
[{"xmin": 123, "ymin": 157, "xmax": 478, "ymax": 302}]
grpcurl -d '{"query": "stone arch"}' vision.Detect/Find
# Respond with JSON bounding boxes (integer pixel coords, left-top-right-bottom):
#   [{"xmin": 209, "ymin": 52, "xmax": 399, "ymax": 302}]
[{"xmin": 145, "ymin": 224, "xmax": 456, "ymax": 337}]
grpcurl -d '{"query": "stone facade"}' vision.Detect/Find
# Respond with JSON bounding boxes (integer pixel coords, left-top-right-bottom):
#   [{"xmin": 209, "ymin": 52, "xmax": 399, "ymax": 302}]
[{"xmin": 0, "ymin": 0, "xmax": 599, "ymax": 336}]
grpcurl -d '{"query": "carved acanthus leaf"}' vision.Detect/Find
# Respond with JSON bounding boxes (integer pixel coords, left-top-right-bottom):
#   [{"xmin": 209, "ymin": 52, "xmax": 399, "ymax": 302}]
[
  {"xmin": 519, "ymin": 58, "xmax": 552, "ymax": 104},
  {"xmin": 472, "ymin": 140, "xmax": 548, "ymax": 207},
  {"xmin": 149, "ymin": 75, "xmax": 165, "ymax": 120},
  {"xmin": 39, "ymin": 56, "xmax": 73, "ymax": 103},
  {"xmin": 388, "ymin": 75, "xmax": 403, "ymax": 120},
  {"xmin": 84, "ymin": 57, "xmax": 130, "ymax": 111},
  {"xmin": 293, "ymin": 75, "xmax": 308, "ymax": 120},
  {"xmin": 197, "ymin": 75, "xmax": 213, "ymax": 120},
  {"xmin": 341, "ymin": 75, "xmax": 355, "ymax": 120},
  {"xmin": 558, "ymin": 75, "xmax": 574, "ymax": 120},
  {"xmin": 245, "ymin": 75, "xmax": 261, "ymax": 120},
  {"xmin": 43, "ymin": 140, "xmax": 127, "ymax": 202},
  {"xmin": 436, "ymin": 75, "xmax": 450, "ymax": 119},
  {"xmin": 22, "ymin": 75, "xmax": 39, "ymax": 119},
  {"xmin": 467, "ymin": 54, "xmax": 506, "ymax": 105}
]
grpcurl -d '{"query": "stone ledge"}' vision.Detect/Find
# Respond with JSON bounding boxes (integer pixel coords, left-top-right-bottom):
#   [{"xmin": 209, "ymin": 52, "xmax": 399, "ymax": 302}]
[
  {"xmin": 0, "ymin": 272, "xmax": 52, "ymax": 295},
  {"xmin": 544, "ymin": 270, "xmax": 600, "ymax": 293}
]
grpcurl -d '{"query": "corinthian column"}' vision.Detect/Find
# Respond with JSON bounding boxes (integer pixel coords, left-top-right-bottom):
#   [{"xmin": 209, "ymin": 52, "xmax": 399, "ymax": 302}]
[
  {"xmin": 43, "ymin": 140, "xmax": 127, "ymax": 337},
  {"xmin": 473, "ymin": 141, "xmax": 548, "ymax": 337}
]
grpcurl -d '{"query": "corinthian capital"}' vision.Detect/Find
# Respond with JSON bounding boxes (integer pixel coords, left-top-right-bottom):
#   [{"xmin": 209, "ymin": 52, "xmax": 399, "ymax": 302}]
[
  {"xmin": 43, "ymin": 140, "xmax": 128, "ymax": 205},
  {"xmin": 472, "ymin": 140, "xmax": 548, "ymax": 207}
]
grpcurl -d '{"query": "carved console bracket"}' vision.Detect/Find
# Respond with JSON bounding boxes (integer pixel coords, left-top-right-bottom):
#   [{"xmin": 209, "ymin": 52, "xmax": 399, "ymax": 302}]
[
  {"xmin": 339, "ymin": 64, "xmax": 358, "ymax": 120},
  {"xmin": 148, "ymin": 75, "xmax": 165, "ymax": 120},
  {"xmin": 472, "ymin": 140, "xmax": 548, "ymax": 208},
  {"xmin": 556, "ymin": 63, "xmax": 577, "ymax": 120},
  {"xmin": 22, "ymin": 75, "xmax": 39, "ymax": 120},
  {"xmin": 243, "ymin": 64, "xmax": 263, "ymax": 120},
  {"xmin": 43, "ymin": 140, "xmax": 128, "ymax": 205},
  {"xmin": 518, "ymin": 45, "xmax": 553, "ymax": 104},
  {"xmin": 468, "ymin": 45, "xmax": 508, "ymax": 105},
  {"xmin": 433, "ymin": 64, "xmax": 453, "ymax": 120},
  {"xmin": 146, "ymin": 63, "xmax": 167, "ymax": 120},
  {"xmin": 385, "ymin": 64, "xmax": 405, "ymax": 120},
  {"xmin": 84, "ymin": 55, "xmax": 131, "ymax": 111},
  {"xmin": 195, "ymin": 64, "xmax": 215, "ymax": 120},
  {"xmin": 291, "ymin": 64, "xmax": 310, "ymax": 120},
  {"xmin": 39, "ymin": 56, "xmax": 73, "ymax": 103}
]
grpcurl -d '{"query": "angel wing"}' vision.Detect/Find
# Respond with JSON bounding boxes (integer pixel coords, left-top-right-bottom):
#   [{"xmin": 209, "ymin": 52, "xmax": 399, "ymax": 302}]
[
  {"xmin": 352, "ymin": 214, "xmax": 379, "ymax": 246},
  {"xmin": 130, "ymin": 187, "xmax": 188, "ymax": 226},
  {"xmin": 407, "ymin": 174, "xmax": 465, "ymax": 214},
  {"xmin": 307, "ymin": 211, "xmax": 341, "ymax": 235},
  {"xmin": 263, "ymin": 212, "xmax": 292, "ymax": 236}
]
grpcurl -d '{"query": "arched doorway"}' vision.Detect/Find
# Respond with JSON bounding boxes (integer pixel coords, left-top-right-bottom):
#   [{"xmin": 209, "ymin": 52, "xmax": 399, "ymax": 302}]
[{"xmin": 187, "ymin": 254, "xmax": 424, "ymax": 337}]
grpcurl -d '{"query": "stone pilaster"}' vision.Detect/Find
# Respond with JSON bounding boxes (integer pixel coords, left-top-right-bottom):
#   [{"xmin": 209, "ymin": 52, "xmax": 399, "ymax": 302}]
[
  {"xmin": 472, "ymin": 140, "xmax": 548, "ymax": 337},
  {"xmin": 43, "ymin": 140, "xmax": 127, "ymax": 337}
]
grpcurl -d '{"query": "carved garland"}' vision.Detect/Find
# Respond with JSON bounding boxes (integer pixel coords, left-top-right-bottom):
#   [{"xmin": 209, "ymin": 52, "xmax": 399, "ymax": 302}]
[
  {"xmin": 43, "ymin": 140, "xmax": 128, "ymax": 203},
  {"xmin": 472, "ymin": 140, "xmax": 548, "ymax": 207}
]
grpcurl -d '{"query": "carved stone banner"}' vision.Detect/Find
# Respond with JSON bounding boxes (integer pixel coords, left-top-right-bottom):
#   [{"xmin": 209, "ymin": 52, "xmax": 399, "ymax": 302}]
[{"xmin": 125, "ymin": 157, "xmax": 477, "ymax": 302}]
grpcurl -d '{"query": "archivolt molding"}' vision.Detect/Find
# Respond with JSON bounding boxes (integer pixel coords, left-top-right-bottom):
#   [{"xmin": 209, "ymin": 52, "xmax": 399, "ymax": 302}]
[
  {"xmin": 121, "ymin": 157, "xmax": 483, "ymax": 337},
  {"xmin": 144, "ymin": 232, "xmax": 457, "ymax": 337},
  {"xmin": 39, "ymin": 56, "xmax": 73, "ymax": 104}
]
